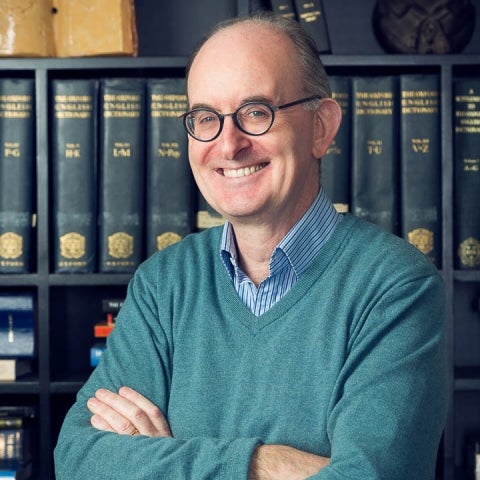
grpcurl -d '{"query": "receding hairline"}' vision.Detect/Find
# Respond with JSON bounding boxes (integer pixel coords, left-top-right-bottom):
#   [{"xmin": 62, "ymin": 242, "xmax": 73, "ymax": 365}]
[{"xmin": 185, "ymin": 12, "xmax": 332, "ymax": 99}]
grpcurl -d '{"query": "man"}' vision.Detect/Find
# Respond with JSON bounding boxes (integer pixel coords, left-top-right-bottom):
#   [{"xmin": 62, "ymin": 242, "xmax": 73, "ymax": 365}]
[{"xmin": 54, "ymin": 11, "xmax": 447, "ymax": 480}]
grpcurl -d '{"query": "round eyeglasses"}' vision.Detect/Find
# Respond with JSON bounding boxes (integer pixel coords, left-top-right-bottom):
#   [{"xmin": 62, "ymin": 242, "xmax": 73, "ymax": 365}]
[{"xmin": 181, "ymin": 95, "xmax": 322, "ymax": 142}]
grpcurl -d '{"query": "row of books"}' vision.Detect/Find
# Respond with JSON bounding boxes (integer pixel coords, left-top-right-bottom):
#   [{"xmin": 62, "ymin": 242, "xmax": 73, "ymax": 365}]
[
  {"xmin": 89, "ymin": 298, "xmax": 124, "ymax": 368},
  {"xmin": 1, "ymin": 75, "xmax": 479, "ymax": 274},
  {"xmin": 270, "ymin": 0, "xmax": 331, "ymax": 53},
  {"xmin": 51, "ymin": 77, "xmax": 194, "ymax": 274},
  {"xmin": 0, "ymin": 406, "xmax": 35, "ymax": 480},
  {"xmin": 322, "ymin": 74, "xmax": 480, "ymax": 270},
  {"xmin": 0, "ymin": 294, "xmax": 35, "ymax": 381}
]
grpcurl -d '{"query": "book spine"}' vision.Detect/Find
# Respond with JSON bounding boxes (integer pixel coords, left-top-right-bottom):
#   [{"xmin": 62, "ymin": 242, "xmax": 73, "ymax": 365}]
[
  {"xmin": 90, "ymin": 341, "xmax": 106, "ymax": 367},
  {"xmin": 0, "ymin": 429, "xmax": 25, "ymax": 464},
  {"xmin": 0, "ymin": 418, "xmax": 23, "ymax": 429},
  {"xmin": 0, "ymin": 311, "xmax": 35, "ymax": 358},
  {"xmin": 351, "ymin": 75, "xmax": 399, "ymax": 234},
  {"xmin": 321, "ymin": 76, "xmax": 351, "ymax": 213},
  {"xmin": 98, "ymin": 78, "xmax": 146, "ymax": 273},
  {"xmin": 195, "ymin": 190, "xmax": 225, "ymax": 231},
  {"xmin": 145, "ymin": 78, "xmax": 192, "ymax": 256},
  {"xmin": 400, "ymin": 74, "xmax": 441, "ymax": 267},
  {"xmin": 270, "ymin": 0, "xmax": 297, "ymax": 19},
  {"xmin": 0, "ymin": 359, "xmax": 31, "ymax": 381},
  {"xmin": 453, "ymin": 78, "xmax": 480, "ymax": 269},
  {"xmin": 294, "ymin": 0, "xmax": 331, "ymax": 53},
  {"xmin": 0, "ymin": 79, "xmax": 35, "ymax": 273},
  {"xmin": 101, "ymin": 298, "xmax": 124, "ymax": 313},
  {"xmin": 51, "ymin": 79, "xmax": 97, "ymax": 273}
]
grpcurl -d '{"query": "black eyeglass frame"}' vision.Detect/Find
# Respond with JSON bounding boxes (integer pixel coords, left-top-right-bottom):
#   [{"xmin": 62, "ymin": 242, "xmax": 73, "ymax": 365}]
[{"xmin": 181, "ymin": 95, "xmax": 322, "ymax": 142}]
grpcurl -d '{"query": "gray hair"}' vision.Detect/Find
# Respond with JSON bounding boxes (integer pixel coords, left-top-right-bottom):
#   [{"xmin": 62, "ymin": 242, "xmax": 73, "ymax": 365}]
[{"xmin": 185, "ymin": 11, "xmax": 332, "ymax": 103}]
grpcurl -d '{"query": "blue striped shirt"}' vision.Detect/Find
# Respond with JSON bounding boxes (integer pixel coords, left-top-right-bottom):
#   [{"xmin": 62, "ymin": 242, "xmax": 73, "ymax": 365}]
[{"xmin": 220, "ymin": 188, "xmax": 342, "ymax": 316}]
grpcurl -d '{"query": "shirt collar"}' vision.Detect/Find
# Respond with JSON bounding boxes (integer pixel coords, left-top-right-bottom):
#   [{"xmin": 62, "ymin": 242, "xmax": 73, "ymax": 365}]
[{"xmin": 220, "ymin": 188, "xmax": 342, "ymax": 281}]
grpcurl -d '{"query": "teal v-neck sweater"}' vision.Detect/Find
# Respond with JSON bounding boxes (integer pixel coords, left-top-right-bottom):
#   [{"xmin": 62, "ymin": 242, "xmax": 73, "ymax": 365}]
[{"xmin": 55, "ymin": 215, "xmax": 447, "ymax": 479}]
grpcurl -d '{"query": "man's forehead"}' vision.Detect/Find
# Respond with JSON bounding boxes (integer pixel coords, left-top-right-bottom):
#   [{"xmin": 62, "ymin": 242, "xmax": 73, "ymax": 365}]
[
  {"xmin": 195, "ymin": 22, "xmax": 291, "ymax": 65},
  {"xmin": 189, "ymin": 24, "xmax": 297, "ymax": 86}
]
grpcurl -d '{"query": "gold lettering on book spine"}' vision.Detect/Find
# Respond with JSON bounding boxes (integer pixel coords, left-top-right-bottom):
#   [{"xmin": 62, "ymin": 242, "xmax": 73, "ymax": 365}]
[
  {"xmin": 0, "ymin": 232, "xmax": 23, "ymax": 259},
  {"xmin": 60, "ymin": 232, "xmax": 86, "ymax": 259},
  {"xmin": 458, "ymin": 237, "xmax": 480, "ymax": 268},
  {"xmin": 108, "ymin": 232, "xmax": 134, "ymax": 259}
]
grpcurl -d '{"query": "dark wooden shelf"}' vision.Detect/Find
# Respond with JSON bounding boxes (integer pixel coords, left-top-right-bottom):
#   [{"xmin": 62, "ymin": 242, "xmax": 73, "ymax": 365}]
[
  {"xmin": 0, "ymin": 378, "xmax": 40, "ymax": 394},
  {"xmin": 454, "ymin": 271, "xmax": 480, "ymax": 282},
  {"xmin": 48, "ymin": 273, "xmax": 132, "ymax": 286}
]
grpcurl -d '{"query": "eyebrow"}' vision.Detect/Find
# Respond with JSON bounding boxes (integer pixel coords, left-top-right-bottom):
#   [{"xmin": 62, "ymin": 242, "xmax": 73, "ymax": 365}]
[{"xmin": 188, "ymin": 95, "xmax": 276, "ymax": 112}]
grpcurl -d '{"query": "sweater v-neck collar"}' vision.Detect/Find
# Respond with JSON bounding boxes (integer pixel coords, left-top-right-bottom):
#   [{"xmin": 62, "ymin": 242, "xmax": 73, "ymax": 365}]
[{"xmin": 214, "ymin": 215, "xmax": 358, "ymax": 333}]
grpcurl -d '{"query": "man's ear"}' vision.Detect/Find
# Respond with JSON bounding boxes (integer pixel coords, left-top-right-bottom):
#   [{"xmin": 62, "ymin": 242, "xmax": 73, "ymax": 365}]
[{"xmin": 312, "ymin": 98, "xmax": 342, "ymax": 159}]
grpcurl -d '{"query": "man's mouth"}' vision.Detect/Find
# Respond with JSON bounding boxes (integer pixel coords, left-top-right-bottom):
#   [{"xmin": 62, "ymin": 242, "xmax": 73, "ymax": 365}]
[{"xmin": 222, "ymin": 162, "xmax": 268, "ymax": 178}]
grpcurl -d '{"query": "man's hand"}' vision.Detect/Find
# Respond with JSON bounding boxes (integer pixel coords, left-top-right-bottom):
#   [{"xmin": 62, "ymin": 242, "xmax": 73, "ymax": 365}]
[
  {"xmin": 249, "ymin": 444, "xmax": 329, "ymax": 480},
  {"xmin": 87, "ymin": 386, "xmax": 172, "ymax": 437}
]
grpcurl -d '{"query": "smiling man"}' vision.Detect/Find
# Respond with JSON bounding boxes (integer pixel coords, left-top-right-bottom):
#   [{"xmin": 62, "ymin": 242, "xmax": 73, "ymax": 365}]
[{"xmin": 54, "ymin": 11, "xmax": 447, "ymax": 480}]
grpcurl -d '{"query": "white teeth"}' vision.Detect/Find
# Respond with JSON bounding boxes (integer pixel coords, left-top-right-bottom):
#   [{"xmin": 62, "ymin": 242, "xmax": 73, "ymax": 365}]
[{"xmin": 223, "ymin": 163, "xmax": 266, "ymax": 178}]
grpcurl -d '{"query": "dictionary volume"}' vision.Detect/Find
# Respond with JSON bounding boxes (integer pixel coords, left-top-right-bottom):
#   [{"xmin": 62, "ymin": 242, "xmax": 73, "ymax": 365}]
[
  {"xmin": 98, "ymin": 78, "xmax": 146, "ymax": 273},
  {"xmin": 453, "ymin": 78, "xmax": 480, "ymax": 270},
  {"xmin": 0, "ymin": 79, "xmax": 35, "ymax": 273},
  {"xmin": 145, "ymin": 78, "xmax": 193, "ymax": 257},
  {"xmin": 51, "ymin": 79, "xmax": 98, "ymax": 273},
  {"xmin": 399, "ymin": 74, "xmax": 442, "ymax": 267},
  {"xmin": 351, "ymin": 75, "xmax": 399, "ymax": 234}
]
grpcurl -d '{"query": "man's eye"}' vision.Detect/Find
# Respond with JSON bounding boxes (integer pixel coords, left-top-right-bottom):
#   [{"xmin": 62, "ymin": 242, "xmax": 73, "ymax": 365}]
[
  {"xmin": 195, "ymin": 112, "xmax": 217, "ymax": 125},
  {"xmin": 241, "ymin": 105, "xmax": 270, "ymax": 119}
]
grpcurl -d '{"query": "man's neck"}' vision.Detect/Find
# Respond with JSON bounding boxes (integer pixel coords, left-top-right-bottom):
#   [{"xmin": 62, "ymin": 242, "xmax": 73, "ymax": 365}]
[
  {"xmin": 231, "ymin": 223, "xmax": 288, "ymax": 286},
  {"xmin": 226, "ymin": 188, "xmax": 320, "ymax": 286}
]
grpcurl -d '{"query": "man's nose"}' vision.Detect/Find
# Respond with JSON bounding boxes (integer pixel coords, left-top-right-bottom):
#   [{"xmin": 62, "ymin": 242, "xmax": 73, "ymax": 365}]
[{"xmin": 219, "ymin": 116, "xmax": 251, "ymax": 159}]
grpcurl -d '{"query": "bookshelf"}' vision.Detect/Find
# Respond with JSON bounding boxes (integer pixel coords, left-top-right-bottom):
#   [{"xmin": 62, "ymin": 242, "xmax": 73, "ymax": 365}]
[{"xmin": 0, "ymin": 1, "xmax": 479, "ymax": 479}]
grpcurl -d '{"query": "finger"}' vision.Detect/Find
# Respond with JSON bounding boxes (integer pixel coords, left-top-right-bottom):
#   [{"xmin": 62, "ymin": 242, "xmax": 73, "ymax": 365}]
[
  {"xmin": 89, "ymin": 390, "xmax": 140, "ymax": 436},
  {"xmin": 119, "ymin": 386, "xmax": 172, "ymax": 437},
  {"xmin": 90, "ymin": 413, "xmax": 115, "ymax": 433}
]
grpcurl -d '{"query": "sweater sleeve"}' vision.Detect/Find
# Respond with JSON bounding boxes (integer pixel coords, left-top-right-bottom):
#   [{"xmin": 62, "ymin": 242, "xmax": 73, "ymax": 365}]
[
  {"xmin": 313, "ymin": 268, "xmax": 447, "ymax": 480},
  {"xmin": 53, "ymin": 255, "xmax": 261, "ymax": 480}
]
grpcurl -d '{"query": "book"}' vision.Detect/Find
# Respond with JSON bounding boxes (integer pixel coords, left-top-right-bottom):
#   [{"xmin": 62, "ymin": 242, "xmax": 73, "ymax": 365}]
[
  {"xmin": 453, "ymin": 78, "xmax": 480, "ymax": 270},
  {"xmin": 270, "ymin": 0, "xmax": 297, "ymax": 19},
  {"xmin": 0, "ymin": 408, "xmax": 33, "ymax": 475},
  {"xmin": 51, "ymin": 79, "xmax": 98, "ymax": 273},
  {"xmin": 0, "ymin": 79, "xmax": 35, "ymax": 273},
  {"xmin": 465, "ymin": 435, "xmax": 480, "ymax": 480},
  {"xmin": 400, "ymin": 74, "xmax": 442, "ymax": 267},
  {"xmin": 93, "ymin": 323, "xmax": 115, "ymax": 338},
  {"xmin": 52, "ymin": 0, "xmax": 138, "ymax": 57},
  {"xmin": 321, "ymin": 76, "xmax": 351, "ymax": 213},
  {"xmin": 195, "ymin": 190, "xmax": 225, "ymax": 231},
  {"xmin": 94, "ymin": 310, "xmax": 115, "ymax": 338},
  {"xmin": 0, "ymin": 430, "xmax": 29, "ymax": 468},
  {"xmin": 0, "ymin": 419, "xmax": 23, "ymax": 430},
  {"xmin": 145, "ymin": 78, "xmax": 192, "ymax": 256},
  {"xmin": 0, "ymin": 295, "xmax": 34, "ymax": 358},
  {"xmin": 0, "ymin": 462, "xmax": 32, "ymax": 480},
  {"xmin": 351, "ymin": 75, "xmax": 399, "ymax": 234},
  {"xmin": 0, "ymin": 408, "xmax": 34, "ymax": 422},
  {"xmin": 90, "ymin": 341, "xmax": 106, "ymax": 367},
  {"xmin": 0, "ymin": 360, "xmax": 31, "ymax": 382},
  {"xmin": 101, "ymin": 298, "xmax": 124, "ymax": 314},
  {"xmin": 0, "ymin": 1, "xmax": 54, "ymax": 57},
  {"xmin": 294, "ymin": 0, "xmax": 331, "ymax": 53},
  {"xmin": 98, "ymin": 78, "xmax": 146, "ymax": 273}
]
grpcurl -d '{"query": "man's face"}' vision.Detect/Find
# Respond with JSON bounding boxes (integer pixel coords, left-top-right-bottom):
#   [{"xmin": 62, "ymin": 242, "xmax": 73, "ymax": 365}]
[{"xmin": 187, "ymin": 22, "xmax": 323, "ymax": 228}]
